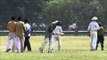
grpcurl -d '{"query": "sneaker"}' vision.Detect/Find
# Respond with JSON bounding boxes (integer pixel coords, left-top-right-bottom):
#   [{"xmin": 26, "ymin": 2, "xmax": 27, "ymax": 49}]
[
  {"xmin": 6, "ymin": 49, "xmax": 11, "ymax": 52},
  {"xmin": 90, "ymin": 49, "xmax": 96, "ymax": 51},
  {"xmin": 39, "ymin": 48, "xmax": 43, "ymax": 53},
  {"xmin": 101, "ymin": 49, "xmax": 104, "ymax": 51},
  {"xmin": 48, "ymin": 50, "xmax": 52, "ymax": 53},
  {"xmin": 28, "ymin": 50, "xmax": 32, "ymax": 51}
]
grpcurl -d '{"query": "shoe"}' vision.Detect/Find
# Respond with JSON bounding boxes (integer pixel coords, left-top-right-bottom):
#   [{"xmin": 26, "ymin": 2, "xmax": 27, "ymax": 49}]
[
  {"xmin": 6, "ymin": 49, "xmax": 11, "ymax": 52},
  {"xmin": 17, "ymin": 51, "xmax": 19, "ymax": 53},
  {"xmin": 90, "ymin": 49, "xmax": 96, "ymax": 51},
  {"xmin": 101, "ymin": 49, "xmax": 104, "ymax": 51},
  {"xmin": 28, "ymin": 50, "xmax": 32, "ymax": 51},
  {"xmin": 39, "ymin": 48, "xmax": 43, "ymax": 53},
  {"xmin": 48, "ymin": 50, "xmax": 52, "ymax": 53}
]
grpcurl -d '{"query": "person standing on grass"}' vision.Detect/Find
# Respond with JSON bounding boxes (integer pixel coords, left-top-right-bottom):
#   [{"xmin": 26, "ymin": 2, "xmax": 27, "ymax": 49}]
[
  {"xmin": 87, "ymin": 16, "xmax": 99, "ymax": 51},
  {"xmin": 24, "ymin": 19, "xmax": 32, "ymax": 51},
  {"xmin": 6, "ymin": 17, "xmax": 16, "ymax": 52},
  {"xmin": 96, "ymin": 22, "xmax": 105, "ymax": 51},
  {"xmin": 15, "ymin": 17, "xmax": 25, "ymax": 53},
  {"xmin": 39, "ymin": 20, "xmax": 58, "ymax": 53},
  {"xmin": 48, "ymin": 21, "xmax": 64, "ymax": 53}
]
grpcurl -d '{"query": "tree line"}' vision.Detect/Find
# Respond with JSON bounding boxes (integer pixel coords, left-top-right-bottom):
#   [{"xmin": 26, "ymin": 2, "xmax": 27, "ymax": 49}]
[
  {"xmin": 0, "ymin": 0, "xmax": 107, "ymax": 30},
  {"xmin": 41, "ymin": 0, "xmax": 107, "ymax": 30}
]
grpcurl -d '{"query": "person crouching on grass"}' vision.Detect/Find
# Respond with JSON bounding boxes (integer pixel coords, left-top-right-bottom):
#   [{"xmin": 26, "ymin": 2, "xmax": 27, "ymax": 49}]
[
  {"xmin": 48, "ymin": 21, "xmax": 64, "ymax": 53},
  {"xmin": 96, "ymin": 22, "xmax": 105, "ymax": 51}
]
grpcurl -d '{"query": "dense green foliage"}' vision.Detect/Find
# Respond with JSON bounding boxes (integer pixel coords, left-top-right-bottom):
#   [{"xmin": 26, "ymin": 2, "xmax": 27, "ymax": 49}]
[
  {"xmin": 42, "ymin": 0, "xmax": 107, "ymax": 30},
  {"xmin": 0, "ymin": 0, "xmax": 107, "ymax": 30}
]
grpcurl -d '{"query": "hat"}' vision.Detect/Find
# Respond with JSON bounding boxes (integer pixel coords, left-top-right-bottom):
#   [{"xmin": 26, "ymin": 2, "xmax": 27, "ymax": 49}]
[
  {"xmin": 91, "ymin": 16, "xmax": 98, "ymax": 20},
  {"xmin": 54, "ymin": 20, "xmax": 59, "ymax": 23},
  {"xmin": 56, "ymin": 21, "xmax": 62, "ymax": 26},
  {"xmin": 24, "ymin": 19, "xmax": 28, "ymax": 23},
  {"xmin": 52, "ymin": 20, "xmax": 59, "ymax": 24}
]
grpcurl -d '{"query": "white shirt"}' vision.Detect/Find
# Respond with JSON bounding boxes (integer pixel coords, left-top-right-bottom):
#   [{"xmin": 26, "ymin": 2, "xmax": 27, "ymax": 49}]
[
  {"xmin": 87, "ymin": 21, "xmax": 99, "ymax": 32},
  {"xmin": 53, "ymin": 26, "xmax": 63, "ymax": 34},
  {"xmin": 24, "ymin": 23, "xmax": 31, "ymax": 36}
]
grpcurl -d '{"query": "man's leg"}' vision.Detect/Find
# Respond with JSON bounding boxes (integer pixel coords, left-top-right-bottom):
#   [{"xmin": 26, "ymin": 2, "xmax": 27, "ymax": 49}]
[
  {"xmin": 90, "ymin": 32, "xmax": 93, "ymax": 50},
  {"xmin": 101, "ymin": 40, "xmax": 104, "ymax": 50},
  {"xmin": 6, "ymin": 34, "xmax": 12, "ymax": 52},
  {"xmin": 92, "ymin": 32, "xmax": 97, "ymax": 50},
  {"xmin": 26, "ymin": 36, "xmax": 31, "ymax": 51},
  {"xmin": 48, "ymin": 35, "xmax": 56, "ymax": 53},
  {"xmin": 24, "ymin": 37, "xmax": 27, "ymax": 51},
  {"xmin": 20, "ymin": 36, "xmax": 24, "ymax": 53},
  {"xmin": 39, "ymin": 38, "xmax": 48, "ymax": 53},
  {"xmin": 96, "ymin": 40, "xmax": 99, "ymax": 50},
  {"xmin": 57, "ymin": 36, "xmax": 61, "ymax": 51},
  {"xmin": 15, "ymin": 36, "xmax": 21, "ymax": 53},
  {"xmin": 12, "ymin": 34, "xmax": 17, "ymax": 52},
  {"xmin": 12, "ymin": 40, "xmax": 16, "ymax": 52}
]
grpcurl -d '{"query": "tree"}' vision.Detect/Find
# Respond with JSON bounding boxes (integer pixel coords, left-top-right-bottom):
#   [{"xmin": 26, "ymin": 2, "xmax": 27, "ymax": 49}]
[{"xmin": 41, "ymin": 0, "xmax": 107, "ymax": 30}]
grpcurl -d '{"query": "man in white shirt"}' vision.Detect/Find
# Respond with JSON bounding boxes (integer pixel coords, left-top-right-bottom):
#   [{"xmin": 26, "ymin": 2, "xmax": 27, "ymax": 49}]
[
  {"xmin": 24, "ymin": 19, "xmax": 32, "ymax": 51},
  {"xmin": 48, "ymin": 21, "xmax": 64, "ymax": 53},
  {"xmin": 87, "ymin": 16, "xmax": 99, "ymax": 51},
  {"xmin": 39, "ymin": 21, "xmax": 58, "ymax": 53}
]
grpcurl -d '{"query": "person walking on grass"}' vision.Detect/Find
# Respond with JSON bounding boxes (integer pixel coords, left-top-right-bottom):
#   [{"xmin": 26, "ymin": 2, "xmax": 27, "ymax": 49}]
[
  {"xmin": 48, "ymin": 21, "xmax": 64, "ymax": 53},
  {"xmin": 39, "ymin": 20, "xmax": 58, "ymax": 53},
  {"xmin": 96, "ymin": 22, "xmax": 105, "ymax": 51},
  {"xmin": 15, "ymin": 17, "xmax": 25, "ymax": 53},
  {"xmin": 6, "ymin": 17, "xmax": 16, "ymax": 52},
  {"xmin": 24, "ymin": 19, "xmax": 32, "ymax": 51},
  {"xmin": 87, "ymin": 16, "xmax": 99, "ymax": 51}
]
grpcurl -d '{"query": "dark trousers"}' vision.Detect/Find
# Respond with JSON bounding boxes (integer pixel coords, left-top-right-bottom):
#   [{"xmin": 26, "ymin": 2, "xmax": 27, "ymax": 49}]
[
  {"xmin": 24, "ymin": 36, "xmax": 31, "ymax": 51},
  {"xmin": 96, "ymin": 35, "xmax": 104, "ymax": 50}
]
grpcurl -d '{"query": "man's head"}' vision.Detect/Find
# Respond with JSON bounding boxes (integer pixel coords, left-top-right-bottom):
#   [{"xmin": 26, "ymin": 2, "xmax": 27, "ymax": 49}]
[
  {"xmin": 11, "ymin": 16, "xmax": 15, "ymax": 20},
  {"xmin": 17, "ymin": 17, "xmax": 22, "ymax": 21},
  {"xmin": 56, "ymin": 21, "xmax": 62, "ymax": 26},
  {"xmin": 52, "ymin": 20, "xmax": 59, "ymax": 24},
  {"xmin": 24, "ymin": 19, "xmax": 28, "ymax": 23}
]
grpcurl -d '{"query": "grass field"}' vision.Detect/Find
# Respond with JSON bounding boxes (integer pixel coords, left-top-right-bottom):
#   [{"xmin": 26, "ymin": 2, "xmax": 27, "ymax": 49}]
[{"xmin": 0, "ymin": 36, "xmax": 107, "ymax": 60}]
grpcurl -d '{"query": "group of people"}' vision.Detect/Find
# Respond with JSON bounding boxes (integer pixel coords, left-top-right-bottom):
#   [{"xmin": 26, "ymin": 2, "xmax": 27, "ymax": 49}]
[
  {"xmin": 39, "ymin": 20, "xmax": 64, "ymax": 53},
  {"xmin": 6, "ymin": 17, "xmax": 64, "ymax": 53},
  {"xmin": 87, "ymin": 16, "xmax": 105, "ymax": 51},
  {"xmin": 6, "ymin": 17, "xmax": 32, "ymax": 53},
  {"xmin": 5, "ymin": 16, "xmax": 105, "ymax": 53}
]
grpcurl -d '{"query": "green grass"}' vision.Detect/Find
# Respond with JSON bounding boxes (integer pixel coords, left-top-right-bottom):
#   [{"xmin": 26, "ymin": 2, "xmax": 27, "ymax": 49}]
[{"xmin": 0, "ymin": 36, "xmax": 107, "ymax": 60}]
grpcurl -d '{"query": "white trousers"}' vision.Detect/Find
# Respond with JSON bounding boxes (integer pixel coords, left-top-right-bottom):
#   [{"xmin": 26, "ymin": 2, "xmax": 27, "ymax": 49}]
[
  {"xmin": 12, "ymin": 36, "xmax": 21, "ymax": 52},
  {"xmin": 6, "ymin": 33, "xmax": 16, "ymax": 49},
  {"xmin": 40, "ymin": 38, "xmax": 49, "ymax": 49},
  {"xmin": 90, "ymin": 31, "xmax": 97, "ymax": 50},
  {"xmin": 49, "ymin": 35, "xmax": 62, "ymax": 51}
]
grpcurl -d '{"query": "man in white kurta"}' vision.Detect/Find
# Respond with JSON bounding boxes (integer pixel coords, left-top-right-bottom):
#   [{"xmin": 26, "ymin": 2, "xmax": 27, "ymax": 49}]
[{"xmin": 87, "ymin": 16, "xmax": 99, "ymax": 51}]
